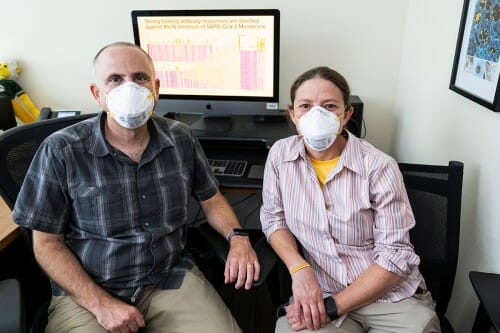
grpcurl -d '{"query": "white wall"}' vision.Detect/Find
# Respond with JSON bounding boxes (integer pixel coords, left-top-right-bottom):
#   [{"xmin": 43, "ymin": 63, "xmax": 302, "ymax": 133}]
[
  {"xmin": 395, "ymin": 1, "xmax": 500, "ymax": 332},
  {"xmin": 3, "ymin": 0, "xmax": 408, "ymax": 153},
  {"xmin": 5, "ymin": 0, "xmax": 497, "ymax": 331}
]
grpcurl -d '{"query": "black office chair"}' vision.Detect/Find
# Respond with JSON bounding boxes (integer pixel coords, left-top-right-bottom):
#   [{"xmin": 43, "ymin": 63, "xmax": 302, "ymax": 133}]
[
  {"xmin": 273, "ymin": 161, "xmax": 464, "ymax": 332},
  {"xmin": 399, "ymin": 161, "xmax": 464, "ymax": 333},
  {"xmin": 0, "ymin": 113, "xmax": 277, "ymax": 332},
  {"xmin": 0, "ymin": 114, "xmax": 96, "ymax": 332}
]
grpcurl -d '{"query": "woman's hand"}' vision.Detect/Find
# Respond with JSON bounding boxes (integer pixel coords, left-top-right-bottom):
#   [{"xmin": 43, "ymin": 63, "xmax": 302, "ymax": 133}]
[{"xmin": 287, "ymin": 266, "xmax": 328, "ymax": 330}]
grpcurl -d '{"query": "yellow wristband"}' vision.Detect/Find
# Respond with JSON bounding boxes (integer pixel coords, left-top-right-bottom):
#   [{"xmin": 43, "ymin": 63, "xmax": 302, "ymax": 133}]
[{"xmin": 289, "ymin": 263, "xmax": 311, "ymax": 276}]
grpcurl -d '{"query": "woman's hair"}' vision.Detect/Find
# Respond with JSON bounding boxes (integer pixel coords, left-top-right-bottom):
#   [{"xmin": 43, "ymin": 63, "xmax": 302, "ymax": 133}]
[{"xmin": 289, "ymin": 66, "xmax": 351, "ymax": 109}]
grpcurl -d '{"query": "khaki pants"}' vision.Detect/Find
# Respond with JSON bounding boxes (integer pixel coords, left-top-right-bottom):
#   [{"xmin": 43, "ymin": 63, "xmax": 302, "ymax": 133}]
[
  {"xmin": 46, "ymin": 266, "xmax": 241, "ymax": 333},
  {"xmin": 275, "ymin": 291, "xmax": 441, "ymax": 333}
]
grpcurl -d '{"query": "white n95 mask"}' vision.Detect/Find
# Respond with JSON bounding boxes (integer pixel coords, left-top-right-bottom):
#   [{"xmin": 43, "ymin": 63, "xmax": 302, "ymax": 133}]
[
  {"xmin": 298, "ymin": 106, "xmax": 343, "ymax": 151},
  {"xmin": 106, "ymin": 82, "xmax": 155, "ymax": 129}
]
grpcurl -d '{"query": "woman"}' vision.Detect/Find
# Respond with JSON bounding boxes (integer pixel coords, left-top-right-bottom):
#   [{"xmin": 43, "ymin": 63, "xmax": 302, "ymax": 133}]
[{"xmin": 260, "ymin": 67, "xmax": 440, "ymax": 333}]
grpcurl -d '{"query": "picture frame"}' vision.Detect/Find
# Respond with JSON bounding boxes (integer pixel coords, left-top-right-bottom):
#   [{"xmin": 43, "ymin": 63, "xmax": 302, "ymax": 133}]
[{"xmin": 450, "ymin": 0, "xmax": 500, "ymax": 112}]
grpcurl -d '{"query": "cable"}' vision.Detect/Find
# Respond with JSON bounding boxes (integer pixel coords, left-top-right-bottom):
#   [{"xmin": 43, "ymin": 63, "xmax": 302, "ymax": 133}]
[
  {"xmin": 242, "ymin": 197, "xmax": 263, "ymax": 228},
  {"xmin": 188, "ymin": 192, "xmax": 257, "ymax": 227},
  {"xmin": 361, "ymin": 118, "xmax": 367, "ymax": 139},
  {"xmin": 225, "ymin": 193, "xmax": 256, "ymax": 206}
]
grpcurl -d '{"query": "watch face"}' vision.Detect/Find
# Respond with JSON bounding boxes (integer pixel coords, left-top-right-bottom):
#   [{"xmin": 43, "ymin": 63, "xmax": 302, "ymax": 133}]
[{"xmin": 233, "ymin": 230, "xmax": 249, "ymax": 237}]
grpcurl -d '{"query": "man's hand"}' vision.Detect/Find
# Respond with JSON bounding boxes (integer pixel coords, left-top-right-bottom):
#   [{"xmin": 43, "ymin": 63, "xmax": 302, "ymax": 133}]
[
  {"xmin": 289, "ymin": 266, "xmax": 327, "ymax": 331},
  {"xmin": 199, "ymin": 191, "xmax": 260, "ymax": 289},
  {"xmin": 224, "ymin": 236, "xmax": 260, "ymax": 289},
  {"xmin": 89, "ymin": 295, "xmax": 145, "ymax": 333},
  {"xmin": 285, "ymin": 303, "xmax": 307, "ymax": 331}
]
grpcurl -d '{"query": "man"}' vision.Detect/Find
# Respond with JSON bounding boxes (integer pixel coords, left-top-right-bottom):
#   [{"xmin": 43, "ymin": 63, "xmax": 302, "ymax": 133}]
[{"xmin": 13, "ymin": 41, "xmax": 259, "ymax": 333}]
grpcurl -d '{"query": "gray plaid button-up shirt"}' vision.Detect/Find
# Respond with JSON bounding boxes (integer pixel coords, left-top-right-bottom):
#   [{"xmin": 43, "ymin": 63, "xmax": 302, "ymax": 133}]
[{"xmin": 13, "ymin": 112, "xmax": 219, "ymax": 301}]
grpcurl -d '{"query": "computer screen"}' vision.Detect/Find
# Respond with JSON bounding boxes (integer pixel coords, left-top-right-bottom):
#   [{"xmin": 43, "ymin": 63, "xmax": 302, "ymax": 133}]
[{"xmin": 131, "ymin": 9, "xmax": 280, "ymax": 126}]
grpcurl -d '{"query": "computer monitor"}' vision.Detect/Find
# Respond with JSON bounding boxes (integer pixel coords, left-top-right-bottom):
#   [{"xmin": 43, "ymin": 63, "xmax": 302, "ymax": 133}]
[{"xmin": 131, "ymin": 9, "xmax": 280, "ymax": 132}]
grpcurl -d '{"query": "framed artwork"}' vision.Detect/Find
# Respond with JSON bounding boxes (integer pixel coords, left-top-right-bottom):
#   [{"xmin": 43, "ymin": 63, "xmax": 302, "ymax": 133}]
[{"xmin": 450, "ymin": 0, "xmax": 500, "ymax": 112}]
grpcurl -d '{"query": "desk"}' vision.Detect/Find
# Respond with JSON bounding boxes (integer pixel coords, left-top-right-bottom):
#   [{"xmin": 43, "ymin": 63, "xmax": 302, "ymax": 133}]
[
  {"xmin": 170, "ymin": 113, "xmax": 296, "ymax": 147},
  {"xmin": 470, "ymin": 271, "xmax": 500, "ymax": 333},
  {"xmin": 0, "ymin": 197, "xmax": 20, "ymax": 251},
  {"xmin": 170, "ymin": 114, "xmax": 296, "ymax": 190}
]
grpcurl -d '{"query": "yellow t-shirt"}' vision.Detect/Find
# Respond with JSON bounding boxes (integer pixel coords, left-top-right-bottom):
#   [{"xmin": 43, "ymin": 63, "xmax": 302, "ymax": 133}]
[{"xmin": 310, "ymin": 156, "xmax": 340, "ymax": 186}]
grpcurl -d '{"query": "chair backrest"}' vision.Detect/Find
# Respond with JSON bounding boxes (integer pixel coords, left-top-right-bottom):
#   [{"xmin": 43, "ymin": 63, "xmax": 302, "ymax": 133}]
[
  {"xmin": 399, "ymin": 161, "xmax": 464, "ymax": 318},
  {"xmin": 0, "ymin": 114, "xmax": 96, "ymax": 209}
]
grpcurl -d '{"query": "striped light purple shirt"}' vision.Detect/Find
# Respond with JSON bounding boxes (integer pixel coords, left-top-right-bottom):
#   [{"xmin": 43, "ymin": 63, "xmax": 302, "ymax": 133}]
[{"xmin": 260, "ymin": 132, "xmax": 425, "ymax": 302}]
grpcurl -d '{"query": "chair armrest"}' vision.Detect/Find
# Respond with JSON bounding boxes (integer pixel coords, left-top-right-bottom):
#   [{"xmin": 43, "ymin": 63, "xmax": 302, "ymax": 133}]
[
  {"xmin": 197, "ymin": 223, "xmax": 278, "ymax": 287},
  {"xmin": 252, "ymin": 237, "xmax": 278, "ymax": 287},
  {"xmin": 0, "ymin": 279, "xmax": 25, "ymax": 333}
]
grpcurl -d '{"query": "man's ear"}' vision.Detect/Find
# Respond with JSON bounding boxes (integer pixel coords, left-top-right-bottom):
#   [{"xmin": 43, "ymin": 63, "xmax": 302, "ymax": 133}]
[
  {"xmin": 90, "ymin": 84, "xmax": 99, "ymax": 101},
  {"xmin": 90, "ymin": 84, "xmax": 105, "ymax": 109},
  {"xmin": 155, "ymin": 78, "xmax": 160, "ymax": 95}
]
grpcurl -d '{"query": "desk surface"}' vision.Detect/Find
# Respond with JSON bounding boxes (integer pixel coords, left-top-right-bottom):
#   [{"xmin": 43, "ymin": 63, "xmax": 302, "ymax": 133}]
[
  {"xmin": 168, "ymin": 113, "xmax": 296, "ymax": 147},
  {"xmin": 0, "ymin": 197, "xmax": 20, "ymax": 251},
  {"xmin": 470, "ymin": 271, "xmax": 500, "ymax": 332}
]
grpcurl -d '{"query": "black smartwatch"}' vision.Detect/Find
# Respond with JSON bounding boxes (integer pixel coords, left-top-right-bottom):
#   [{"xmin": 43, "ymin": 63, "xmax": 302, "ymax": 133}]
[
  {"xmin": 226, "ymin": 228, "xmax": 249, "ymax": 242},
  {"xmin": 324, "ymin": 297, "xmax": 339, "ymax": 320}
]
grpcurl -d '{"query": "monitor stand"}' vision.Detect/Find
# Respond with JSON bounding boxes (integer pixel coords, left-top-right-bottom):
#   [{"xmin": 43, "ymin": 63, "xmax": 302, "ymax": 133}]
[{"xmin": 189, "ymin": 116, "xmax": 233, "ymax": 134}]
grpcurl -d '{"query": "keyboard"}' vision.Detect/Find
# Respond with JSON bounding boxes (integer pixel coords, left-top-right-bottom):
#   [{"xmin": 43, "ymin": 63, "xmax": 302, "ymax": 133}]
[{"xmin": 207, "ymin": 159, "xmax": 247, "ymax": 177}]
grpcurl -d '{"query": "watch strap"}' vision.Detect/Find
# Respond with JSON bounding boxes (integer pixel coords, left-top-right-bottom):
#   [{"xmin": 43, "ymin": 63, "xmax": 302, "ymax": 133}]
[
  {"xmin": 277, "ymin": 297, "xmax": 338, "ymax": 320},
  {"xmin": 324, "ymin": 296, "xmax": 339, "ymax": 320},
  {"xmin": 226, "ymin": 228, "xmax": 249, "ymax": 242}
]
